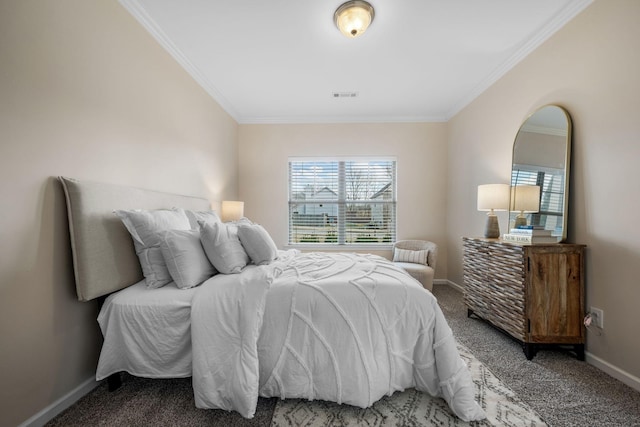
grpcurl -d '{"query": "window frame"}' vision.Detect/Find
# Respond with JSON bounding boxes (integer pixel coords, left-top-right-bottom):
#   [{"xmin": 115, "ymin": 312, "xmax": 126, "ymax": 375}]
[{"xmin": 287, "ymin": 157, "xmax": 397, "ymax": 248}]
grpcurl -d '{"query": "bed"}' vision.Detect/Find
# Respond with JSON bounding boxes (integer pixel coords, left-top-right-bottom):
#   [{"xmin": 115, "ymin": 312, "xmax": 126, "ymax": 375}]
[{"xmin": 59, "ymin": 176, "xmax": 485, "ymax": 422}]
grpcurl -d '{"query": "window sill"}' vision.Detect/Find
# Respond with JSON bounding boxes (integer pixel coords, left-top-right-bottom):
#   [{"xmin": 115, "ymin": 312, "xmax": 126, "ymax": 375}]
[{"xmin": 285, "ymin": 243, "xmax": 393, "ymax": 252}]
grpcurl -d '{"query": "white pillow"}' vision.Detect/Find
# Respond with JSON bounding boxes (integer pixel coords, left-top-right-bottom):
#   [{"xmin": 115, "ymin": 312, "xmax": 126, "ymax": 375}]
[
  {"xmin": 185, "ymin": 209, "xmax": 221, "ymax": 229},
  {"xmin": 393, "ymin": 248, "xmax": 429, "ymax": 265},
  {"xmin": 160, "ymin": 229, "xmax": 216, "ymax": 289},
  {"xmin": 199, "ymin": 221, "xmax": 250, "ymax": 274},
  {"xmin": 237, "ymin": 223, "xmax": 278, "ymax": 265},
  {"xmin": 114, "ymin": 208, "xmax": 191, "ymax": 288}
]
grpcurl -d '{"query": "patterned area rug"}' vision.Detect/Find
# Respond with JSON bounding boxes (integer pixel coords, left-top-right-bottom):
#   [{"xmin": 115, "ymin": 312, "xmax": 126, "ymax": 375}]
[{"xmin": 270, "ymin": 343, "xmax": 548, "ymax": 426}]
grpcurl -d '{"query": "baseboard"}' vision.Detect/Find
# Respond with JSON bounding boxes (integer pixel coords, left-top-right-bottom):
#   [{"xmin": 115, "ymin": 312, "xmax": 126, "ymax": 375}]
[
  {"xmin": 438, "ymin": 279, "xmax": 464, "ymax": 293},
  {"xmin": 442, "ymin": 280, "xmax": 640, "ymax": 393},
  {"xmin": 585, "ymin": 352, "xmax": 640, "ymax": 392},
  {"xmin": 18, "ymin": 377, "xmax": 100, "ymax": 427}
]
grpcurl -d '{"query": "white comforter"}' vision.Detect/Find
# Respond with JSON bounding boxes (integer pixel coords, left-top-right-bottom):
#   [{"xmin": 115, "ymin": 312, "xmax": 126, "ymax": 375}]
[{"xmin": 192, "ymin": 251, "xmax": 485, "ymax": 422}]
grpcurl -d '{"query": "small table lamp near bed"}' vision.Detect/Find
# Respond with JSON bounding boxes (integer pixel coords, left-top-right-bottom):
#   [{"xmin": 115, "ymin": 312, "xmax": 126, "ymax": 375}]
[
  {"xmin": 221, "ymin": 201, "xmax": 244, "ymax": 222},
  {"xmin": 477, "ymin": 184, "xmax": 510, "ymax": 238}
]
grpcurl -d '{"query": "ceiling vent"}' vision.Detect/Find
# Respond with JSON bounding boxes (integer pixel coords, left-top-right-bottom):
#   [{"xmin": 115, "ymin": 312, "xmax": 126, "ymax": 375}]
[{"xmin": 332, "ymin": 91, "xmax": 359, "ymax": 98}]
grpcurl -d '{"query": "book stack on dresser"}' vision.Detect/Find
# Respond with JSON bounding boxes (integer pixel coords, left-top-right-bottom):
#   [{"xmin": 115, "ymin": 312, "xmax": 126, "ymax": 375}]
[{"xmin": 502, "ymin": 225, "xmax": 557, "ymax": 244}]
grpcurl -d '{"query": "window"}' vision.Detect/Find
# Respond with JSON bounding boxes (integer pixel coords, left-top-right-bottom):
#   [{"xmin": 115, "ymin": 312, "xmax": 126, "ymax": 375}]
[{"xmin": 288, "ymin": 158, "xmax": 396, "ymax": 246}]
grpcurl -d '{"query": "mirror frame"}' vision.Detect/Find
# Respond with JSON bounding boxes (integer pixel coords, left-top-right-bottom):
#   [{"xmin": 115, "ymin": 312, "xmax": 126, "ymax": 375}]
[{"xmin": 509, "ymin": 105, "xmax": 572, "ymax": 242}]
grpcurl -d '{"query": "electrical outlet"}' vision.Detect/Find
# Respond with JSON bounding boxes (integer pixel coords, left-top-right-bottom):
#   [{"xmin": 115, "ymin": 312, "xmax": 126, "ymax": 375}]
[{"xmin": 590, "ymin": 307, "xmax": 604, "ymax": 329}]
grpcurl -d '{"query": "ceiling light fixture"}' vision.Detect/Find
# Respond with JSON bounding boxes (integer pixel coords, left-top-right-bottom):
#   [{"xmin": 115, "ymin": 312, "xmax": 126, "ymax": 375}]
[{"xmin": 334, "ymin": 1, "xmax": 375, "ymax": 38}]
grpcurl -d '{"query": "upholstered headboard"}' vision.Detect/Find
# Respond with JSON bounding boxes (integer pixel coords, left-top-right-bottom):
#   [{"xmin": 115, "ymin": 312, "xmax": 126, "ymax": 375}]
[{"xmin": 58, "ymin": 177, "xmax": 211, "ymax": 301}]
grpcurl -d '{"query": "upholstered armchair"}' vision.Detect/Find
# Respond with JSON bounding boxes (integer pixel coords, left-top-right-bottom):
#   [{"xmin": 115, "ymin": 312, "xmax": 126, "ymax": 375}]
[{"xmin": 392, "ymin": 240, "xmax": 438, "ymax": 292}]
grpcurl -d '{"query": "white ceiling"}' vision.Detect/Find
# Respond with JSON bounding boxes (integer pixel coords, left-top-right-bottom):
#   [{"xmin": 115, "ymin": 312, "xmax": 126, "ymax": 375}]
[{"xmin": 120, "ymin": 0, "xmax": 592, "ymax": 124}]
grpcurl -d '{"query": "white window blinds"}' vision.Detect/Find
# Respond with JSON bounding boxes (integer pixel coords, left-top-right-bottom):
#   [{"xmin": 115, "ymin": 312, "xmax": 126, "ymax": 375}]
[{"xmin": 288, "ymin": 158, "xmax": 396, "ymax": 245}]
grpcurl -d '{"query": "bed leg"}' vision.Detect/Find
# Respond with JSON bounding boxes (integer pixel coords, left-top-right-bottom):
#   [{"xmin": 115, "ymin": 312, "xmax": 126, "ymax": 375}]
[{"xmin": 107, "ymin": 373, "xmax": 122, "ymax": 392}]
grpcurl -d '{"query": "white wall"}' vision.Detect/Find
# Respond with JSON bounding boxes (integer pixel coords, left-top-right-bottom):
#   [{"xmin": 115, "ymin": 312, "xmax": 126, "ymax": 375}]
[
  {"xmin": 238, "ymin": 122, "xmax": 448, "ymax": 275},
  {"xmin": 446, "ymin": 0, "xmax": 640, "ymax": 385},
  {"xmin": 0, "ymin": 2, "xmax": 238, "ymax": 426}
]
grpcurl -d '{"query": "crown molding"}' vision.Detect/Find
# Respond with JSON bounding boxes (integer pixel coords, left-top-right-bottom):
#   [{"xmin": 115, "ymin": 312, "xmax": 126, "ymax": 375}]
[
  {"xmin": 238, "ymin": 114, "xmax": 447, "ymax": 125},
  {"xmin": 118, "ymin": 0, "xmax": 240, "ymax": 121},
  {"xmin": 445, "ymin": 0, "xmax": 594, "ymax": 120}
]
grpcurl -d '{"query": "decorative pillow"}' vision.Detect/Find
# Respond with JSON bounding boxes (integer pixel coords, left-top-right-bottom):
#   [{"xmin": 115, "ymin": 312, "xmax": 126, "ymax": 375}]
[
  {"xmin": 393, "ymin": 248, "xmax": 429, "ymax": 265},
  {"xmin": 185, "ymin": 209, "xmax": 221, "ymax": 229},
  {"xmin": 199, "ymin": 221, "xmax": 250, "ymax": 274},
  {"xmin": 237, "ymin": 223, "xmax": 278, "ymax": 265},
  {"xmin": 114, "ymin": 208, "xmax": 191, "ymax": 288},
  {"xmin": 160, "ymin": 229, "xmax": 216, "ymax": 289}
]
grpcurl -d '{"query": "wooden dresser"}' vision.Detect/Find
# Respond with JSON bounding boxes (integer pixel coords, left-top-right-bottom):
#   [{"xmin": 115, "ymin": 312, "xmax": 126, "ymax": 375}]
[{"xmin": 462, "ymin": 237, "xmax": 585, "ymax": 360}]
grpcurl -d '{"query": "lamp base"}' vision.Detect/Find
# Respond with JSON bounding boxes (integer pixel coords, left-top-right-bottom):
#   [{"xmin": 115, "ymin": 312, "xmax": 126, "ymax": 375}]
[
  {"xmin": 514, "ymin": 214, "xmax": 527, "ymax": 228},
  {"xmin": 484, "ymin": 214, "xmax": 500, "ymax": 238}
]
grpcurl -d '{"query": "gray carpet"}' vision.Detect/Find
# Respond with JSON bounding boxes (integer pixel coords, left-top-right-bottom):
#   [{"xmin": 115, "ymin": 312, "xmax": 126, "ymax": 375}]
[
  {"xmin": 436, "ymin": 284, "xmax": 640, "ymax": 427},
  {"xmin": 47, "ymin": 284, "xmax": 640, "ymax": 426}
]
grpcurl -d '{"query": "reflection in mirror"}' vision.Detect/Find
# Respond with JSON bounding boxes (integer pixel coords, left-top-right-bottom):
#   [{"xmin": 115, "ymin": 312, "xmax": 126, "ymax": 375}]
[
  {"xmin": 509, "ymin": 105, "xmax": 572, "ymax": 242},
  {"xmin": 510, "ymin": 185, "xmax": 540, "ymax": 228}
]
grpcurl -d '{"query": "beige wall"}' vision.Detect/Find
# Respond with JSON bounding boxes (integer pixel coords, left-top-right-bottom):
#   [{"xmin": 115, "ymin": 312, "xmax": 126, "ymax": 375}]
[
  {"xmin": 0, "ymin": 1, "xmax": 238, "ymax": 426},
  {"xmin": 238, "ymin": 123, "xmax": 448, "ymax": 275},
  {"xmin": 4, "ymin": 0, "xmax": 640, "ymax": 424},
  {"xmin": 447, "ymin": 0, "xmax": 640, "ymax": 383}
]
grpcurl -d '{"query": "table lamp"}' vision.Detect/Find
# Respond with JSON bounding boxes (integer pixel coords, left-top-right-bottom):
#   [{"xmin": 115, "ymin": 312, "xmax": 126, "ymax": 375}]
[
  {"xmin": 221, "ymin": 201, "xmax": 244, "ymax": 222},
  {"xmin": 477, "ymin": 184, "xmax": 510, "ymax": 238}
]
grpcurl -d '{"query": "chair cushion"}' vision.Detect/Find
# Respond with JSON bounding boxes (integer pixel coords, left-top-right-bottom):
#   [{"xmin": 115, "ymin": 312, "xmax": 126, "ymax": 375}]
[
  {"xmin": 393, "ymin": 261, "xmax": 434, "ymax": 291},
  {"xmin": 393, "ymin": 248, "xmax": 429, "ymax": 265}
]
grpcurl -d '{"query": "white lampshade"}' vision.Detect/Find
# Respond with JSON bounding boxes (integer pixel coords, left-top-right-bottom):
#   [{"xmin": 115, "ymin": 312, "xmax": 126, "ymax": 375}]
[
  {"xmin": 510, "ymin": 185, "xmax": 540, "ymax": 213},
  {"xmin": 334, "ymin": 1, "xmax": 375, "ymax": 38},
  {"xmin": 477, "ymin": 184, "xmax": 510, "ymax": 238},
  {"xmin": 221, "ymin": 201, "xmax": 244, "ymax": 222},
  {"xmin": 477, "ymin": 184, "xmax": 510, "ymax": 212}
]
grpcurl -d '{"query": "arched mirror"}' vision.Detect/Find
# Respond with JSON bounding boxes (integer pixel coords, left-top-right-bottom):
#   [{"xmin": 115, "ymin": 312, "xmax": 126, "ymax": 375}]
[{"xmin": 509, "ymin": 105, "xmax": 572, "ymax": 242}]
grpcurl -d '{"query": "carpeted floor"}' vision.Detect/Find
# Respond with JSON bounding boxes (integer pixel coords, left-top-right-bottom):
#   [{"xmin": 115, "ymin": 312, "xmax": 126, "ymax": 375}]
[
  {"xmin": 47, "ymin": 284, "xmax": 640, "ymax": 426},
  {"xmin": 436, "ymin": 284, "xmax": 640, "ymax": 427}
]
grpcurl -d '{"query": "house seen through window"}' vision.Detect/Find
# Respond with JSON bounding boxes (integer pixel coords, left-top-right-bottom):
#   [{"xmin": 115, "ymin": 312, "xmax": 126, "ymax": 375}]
[{"xmin": 288, "ymin": 158, "xmax": 396, "ymax": 245}]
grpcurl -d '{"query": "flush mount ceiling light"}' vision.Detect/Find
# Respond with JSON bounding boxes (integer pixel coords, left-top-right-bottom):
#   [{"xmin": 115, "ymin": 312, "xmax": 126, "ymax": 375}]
[{"xmin": 334, "ymin": 1, "xmax": 375, "ymax": 38}]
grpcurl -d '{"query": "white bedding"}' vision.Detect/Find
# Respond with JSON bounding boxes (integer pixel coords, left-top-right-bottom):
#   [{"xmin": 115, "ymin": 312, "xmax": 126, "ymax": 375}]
[
  {"xmin": 191, "ymin": 251, "xmax": 485, "ymax": 422},
  {"xmin": 97, "ymin": 251, "xmax": 484, "ymax": 422},
  {"xmin": 96, "ymin": 279, "xmax": 198, "ymax": 380}
]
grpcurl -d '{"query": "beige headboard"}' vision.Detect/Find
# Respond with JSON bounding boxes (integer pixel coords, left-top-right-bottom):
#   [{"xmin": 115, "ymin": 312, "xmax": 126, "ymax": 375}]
[{"xmin": 58, "ymin": 177, "xmax": 211, "ymax": 301}]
